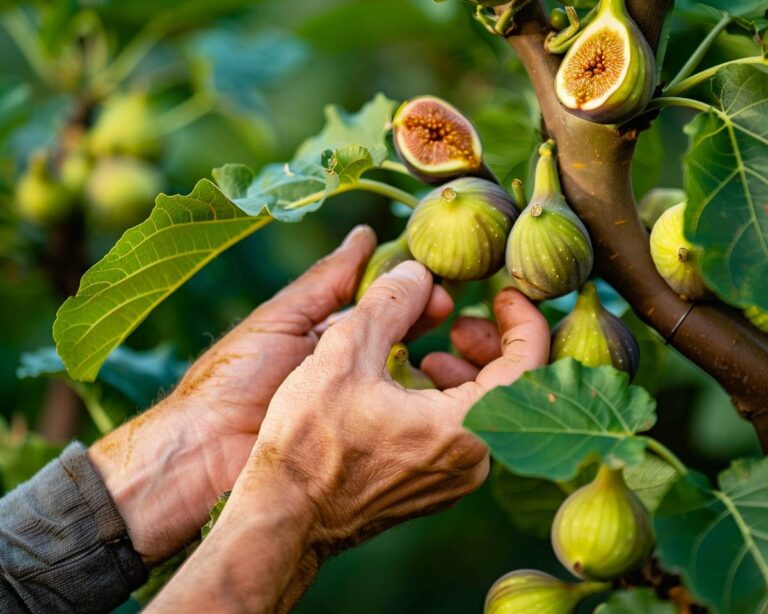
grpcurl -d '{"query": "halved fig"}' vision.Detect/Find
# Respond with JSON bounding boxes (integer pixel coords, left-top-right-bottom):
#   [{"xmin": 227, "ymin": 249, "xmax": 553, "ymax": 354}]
[{"xmin": 393, "ymin": 95, "xmax": 486, "ymax": 184}]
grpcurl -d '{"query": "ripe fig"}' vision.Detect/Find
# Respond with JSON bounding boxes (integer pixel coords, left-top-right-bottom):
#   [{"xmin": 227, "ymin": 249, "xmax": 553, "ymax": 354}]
[
  {"xmin": 551, "ymin": 465, "xmax": 654, "ymax": 581},
  {"xmin": 649, "ymin": 202, "xmax": 708, "ymax": 301},
  {"xmin": 745, "ymin": 306, "xmax": 768, "ymax": 333},
  {"xmin": 386, "ymin": 343, "xmax": 435, "ymax": 390},
  {"xmin": 89, "ymin": 92, "xmax": 159, "ymax": 158},
  {"xmin": 15, "ymin": 154, "xmax": 74, "ymax": 225},
  {"xmin": 485, "ymin": 569, "xmax": 609, "ymax": 614},
  {"xmin": 505, "ymin": 141, "xmax": 593, "ymax": 300},
  {"xmin": 356, "ymin": 235, "xmax": 411, "ymax": 302},
  {"xmin": 554, "ymin": 0, "xmax": 655, "ymax": 124},
  {"xmin": 552, "ymin": 282, "xmax": 639, "ymax": 377},
  {"xmin": 392, "ymin": 96, "xmax": 489, "ymax": 184},
  {"xmin": 407, "ymin": 177, "xmax": 518, "ymax": 281},
  {"xmin": 86, "ymin": 157, "xmax": 163, "ymax": 228},
  {"xmin": 638, "ymin": 188, "xmax": 686, "ymax": 229}
]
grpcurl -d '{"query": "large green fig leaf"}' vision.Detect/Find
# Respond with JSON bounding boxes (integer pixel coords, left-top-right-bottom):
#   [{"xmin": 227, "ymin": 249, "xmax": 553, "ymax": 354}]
[
  {"xmin": 654, "ymin": 458, "xmax": 768, "ymax": 613},
  {"xmin": 53, "ymin": 95, "xmax": 397, "ymax": 381},
  {"xmin": 683, "ymin": 63, "xmax": 768, "ymax": 311},
  {"xmin": 463, "ymin": 359, "xmax": 657, "ymax": 481},
  {"xmin": 595, "ymin": 589, "xmax": 677, "ymax": 614}
]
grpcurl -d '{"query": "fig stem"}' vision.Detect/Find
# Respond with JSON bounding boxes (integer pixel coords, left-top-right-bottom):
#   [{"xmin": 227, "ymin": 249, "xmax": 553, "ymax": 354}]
[
  {"xmin": 286, "ymin": 178, "xmax": 420, "ymax": 211},
  {"xmin": 511, "ymin": 179, "xmax": 527, "ymax": 210},
  {"xmin": 154, "ymin": 92, "xmax": 217, "ymax": 138},
  {"xmin": 664, "ymin": 13, "xmax": 732, "ymax": 91},
  {"xmin": 644, "ymin": 437, "xmax": 688, "ymax": 476},
  {"xmin": 95, "ymin": 17, "xmax": 167, "ymax": 90},
  {"xmin": 379, "ymin": 160, "xmax": 412, "ymax": 176},
  {"xmin": 662, "ymin": 56, "xmax": 767, "ymax": 98}
]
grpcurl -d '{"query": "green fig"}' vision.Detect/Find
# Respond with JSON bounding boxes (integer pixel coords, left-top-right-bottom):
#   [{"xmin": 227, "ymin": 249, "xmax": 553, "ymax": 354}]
[
  {"xmin": 89, "ymin": 92, "xmax": 160, "ymax": 158},
  {"xmin": 386, "ymin": 343, "xmax": 435, "ymax": 390},
  {"xmin": 551, "ymin": 465, "xmax": 654, "ymax": 581},
  {"xmin": 85, "ymin": 157, "xmax": 163, "ymax": 228},
  {"xmin": 550, "ymin": 7, "xmax": 569, "ymax": 31},
  {"xmin": 15, "ymin": 154, "xmax": 74, "ymax": 225},
  {"xmin": 485, "ymin": 569, "xmax": 609, "ymax": 614},
  {"xmin": 744, "ymin": 306, "xmax": 768, "ymax": 333},
  {"xmin": 506, "ymin": 141, "xmax": 593, "ymax": 300},
  {"xmin": 407, "ymin": 177, "xmax": 518, "ymax": 281},
  {"xmin": 60, "ymin": 150, "xmax": 92, "ymax": 196},
  {"xmin": 638, "ymin": 188, "xmax": 686, "ymax": 229},
  {"xmin": 649, "ymin": 202, "xmax": 708, "ymax": 300},
  {"xmin": 393, "ymin": 96, "xmax": 489, "ymax": 185},
  {"xmin": 552, "ymin": 282, "xmax": 639, "ymax": 377},
  {"xmin": 356, "ymin": 235, "xmax": 412, "ymax": 302},
  {"xmin": 555, "ymin": 0, "xmax": 655, "ymax": 124}
]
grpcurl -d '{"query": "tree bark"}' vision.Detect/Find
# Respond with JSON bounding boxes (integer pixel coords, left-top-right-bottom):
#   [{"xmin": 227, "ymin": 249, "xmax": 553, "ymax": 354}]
[{"xmin": 499, "ymin": 0, "xmax": 768, "ymax": 451}]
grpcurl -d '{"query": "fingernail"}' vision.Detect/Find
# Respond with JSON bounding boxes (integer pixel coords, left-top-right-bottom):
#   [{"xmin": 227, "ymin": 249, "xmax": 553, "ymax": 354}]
[
  {"xmin": 388, "ymin": 260, "xmax": 428, "ymax": 281},
  {"xmin": 341, "ymin": 224, "xmax": 371, "ymax": 248}
]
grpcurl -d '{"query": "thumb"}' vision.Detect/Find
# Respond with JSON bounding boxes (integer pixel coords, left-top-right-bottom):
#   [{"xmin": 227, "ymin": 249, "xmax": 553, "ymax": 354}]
[{"xmin": 246, "ymin": 225, "xmax": 376, "ymax": 334}]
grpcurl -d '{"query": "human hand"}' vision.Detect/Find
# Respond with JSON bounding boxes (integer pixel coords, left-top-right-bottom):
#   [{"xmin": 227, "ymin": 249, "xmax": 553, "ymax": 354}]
[{"xmin": 89, "ymin": 226, "xmax": 453, "ymax": 564}]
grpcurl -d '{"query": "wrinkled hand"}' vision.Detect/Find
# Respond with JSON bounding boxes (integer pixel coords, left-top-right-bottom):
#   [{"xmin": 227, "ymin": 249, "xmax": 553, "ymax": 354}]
[{"xmin": 228, "ymin": 260, "xmax": 550, "ymax": 598}]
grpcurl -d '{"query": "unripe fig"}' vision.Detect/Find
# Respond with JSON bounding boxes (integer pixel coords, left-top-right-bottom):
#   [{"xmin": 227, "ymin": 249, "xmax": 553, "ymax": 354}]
[
  {"xmin": 386, "ymin": 343, "xmax": 435, "ymax": 390},
  {"xmin": 552, "ymin": 282, "xmax": 639, "ymax": 377},
  {"xmin": 506, "ymin": 141, "xmax": 593, "ymax": 300},
  {"xmin": 393, "ymin": 96, "xmax": 487, "ymax": 185},
  {"xmin": 649, "ymin": 202, "xmax": 708, "ymax": 300},
  {"xmin": 745, "ymin": 306, "xmax": 768, "ymax": 333},
  {"xmin": 555, "ymin": 0, "xmax": 655, "ymax": 124},
  {"xmin": 638, "ymin": 188, "xmax": 686, "ymax": 229},
  {"xmin": 552, "ymin": 465, "xmax": 654, "ymax": 581},
  {"xmin": 86, "ymin": 157, "xmax": 163, "ymax": 228},
  {"xmin": 550, "ymin": 7, "xmax": 569, "ymax": 31},
  {"xmin": 15, "ymin": 155, "xmax": 74, "ymax": 225},
  {"xmin": 356, "ymin": 235, "xmax": 411, "ymax": 302},
  {"xmin": 485, "ymin": 569, "xmax": 609, "ymax": 614},
  {"xmin": 89, "ymin": 92, "xmax": 159, "ymax": 158},
  {"xmin": 407, "ymin": 177, "xmax": 518, "ymax": 281},
  {"xmin": 60, "ymin": 150, "xmax": 92, "ymax": 195}
]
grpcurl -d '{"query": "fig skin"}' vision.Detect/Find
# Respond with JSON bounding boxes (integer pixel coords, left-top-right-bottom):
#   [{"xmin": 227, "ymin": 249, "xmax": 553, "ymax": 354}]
[
  {"xmin": 745, "ymin": 306, "xmax": 768, "ymax": 333},
  {"xmin": 649, "ymin": 202, "xmax": 709, "ymax": 301},
  {"xmin": 16, "ymin": 155, "xmax": 74, "ymax": 225},
  {"xmin": 407, "ymin": 177, "xmax": 518, "ymax": 281},
  {"xmin": 638, "ymin": 188, "xmax": 686, "ymax": 229},
  {"xmin": 551, "ymin": 465, "xmax": 654, "ymax": 581},
  {"xmin": 554, "ymin": 0, "xmax": 655, "ymax": 124},
  {"xmin": 552, "ymin": 282, "xmax": 639, "ymax": 378},
  {"xmin": 386, "ymin": 343, "xmax": 435, "ymax": 390},
  {"xmin": 355, "ymin": 234, "xmax": 412, "ymax": 302},
  {"xmin": 506, "ymin": 141, "xmax": 593, "ymax": 300},
  {"xmin": 485, "ymin": 569, "xmax": 609, "ymax": 614},
  {"xmin": 392, "ymin": 96, "xmax": 487, "ymax": 185}
]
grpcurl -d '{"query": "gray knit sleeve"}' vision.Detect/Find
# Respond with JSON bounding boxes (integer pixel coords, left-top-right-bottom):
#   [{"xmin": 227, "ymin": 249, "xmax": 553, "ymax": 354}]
[{"xmin": 0, "ymin": 442, "xmax": 148, "ymax": 613}]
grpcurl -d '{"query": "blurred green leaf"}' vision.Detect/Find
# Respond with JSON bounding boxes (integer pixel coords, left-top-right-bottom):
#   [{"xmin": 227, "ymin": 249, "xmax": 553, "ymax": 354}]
[
  {"xmin": 464, "ymin": 359, "xmax": 657, "ymax": 481},
  {"xmin": 0, "ymin": 83, "xmax": 30, "ymax": 143},
  {"xmin": 595, "ymin": 589, "xmax": 677, "ymax": 613},
  {"xmin": 0, "ymin": 418, "xmax": 62, "ymax": 493},
  {"xmin": 201, "ymin": 491, "xmax": 231, "ymax": 540},
  {"xmin": 684, "ymin": 63, "xmax": 768, "ymax": 311},
  {"xmin": 675, "ymin": 0, "xmax": 767, "ymax": 19},
  {"xmin": 654, "ymin": 458, "xmax": 768, "ymax": 613},
  {"xmin": 631, "ymin": 119, "xmax": 665, "ymax": 201}
]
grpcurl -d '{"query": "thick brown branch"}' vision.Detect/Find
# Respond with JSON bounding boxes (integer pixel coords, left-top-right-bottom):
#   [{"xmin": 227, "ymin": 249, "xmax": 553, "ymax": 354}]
[{"xmin": 502, "ymin": 0, "xmax": 768, "ymax": 451}]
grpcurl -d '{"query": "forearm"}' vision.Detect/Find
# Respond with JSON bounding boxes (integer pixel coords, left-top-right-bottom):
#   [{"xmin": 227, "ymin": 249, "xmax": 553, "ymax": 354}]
[
  {"xmin": 88, "ymin": 397, "xmax": 227, "ymax": 565},
  {"xmin": 146, "ymin": 465, "xmax": 319, "ymax": 613}
]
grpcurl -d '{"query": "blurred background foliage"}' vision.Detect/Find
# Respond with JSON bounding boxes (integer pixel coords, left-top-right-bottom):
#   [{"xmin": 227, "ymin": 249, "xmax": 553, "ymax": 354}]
[{"xmin": 0, "ymin": 0, "xmax": 762, "ymax": 612}]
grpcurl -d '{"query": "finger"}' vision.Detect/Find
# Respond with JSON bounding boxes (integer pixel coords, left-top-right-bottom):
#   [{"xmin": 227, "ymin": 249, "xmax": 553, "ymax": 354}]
[
  {"xmin": 404, "ymin": 285, "xmax": 454, "ymax": 341},
  {"xmin": 474, "ymin": 288, "xmax": 550, "ymax": 391},
  {"xmin": 246, "ymin": 225, "xmax": 376, "ymax": 335},
  {"xmin": 450, "ymin": 316, "xmax": 502, "ymax": 367},
  {"xmin": 316, "ymin": 260, "xmax": 433, "ymax": 370},
  {"xmin": 421, "ymin": 352, "xmax": 480, "ymax": 389}
]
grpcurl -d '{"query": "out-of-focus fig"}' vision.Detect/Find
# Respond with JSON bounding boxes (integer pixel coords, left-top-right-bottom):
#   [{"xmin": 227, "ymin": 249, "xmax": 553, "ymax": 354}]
[
  {"xmin": 16, "ymin": 154, "xmax": 74, "ymax": 225},
  {"xmin": 551, "ymin": 465, "xmax": 654, "ymax": 581},
  {"xmin": 89, "ymin": 92, "xmax": 159, "ymax": 158},
  {"xmin": 407, "ymin": 177, "xmax": 518, "ymax": 281},
  {"xmin": 86, "ymin": 157, "xmax": 163, "ymax": 228},
  {"xmin": 356, "ymin": 235, "xmax": 411, "ymax": 302},
  {"xmin": 485, "ymin": 569, "xmax": 609, "ymax": 614},
  {"xmin": 386, "ymin": 343, "xmax": 435, "ymax": 390},
  {"xmin": 60, "ymin": 150, "xmax": 92, "ymax": 196},
  {"xmin": 552, "ymin": 282, "xmax": 639, "ymax": 378},
  {"xmin": 649, "ymin": 202, "xmax": 708, "ymax": 300},
  {"xmin": 555, "ymin": 0, "xmax": 655, "ymax": 124},
  {"xmin": 393, "ymin": 96, "xmax": 488, "ymax": 184},
  {"xmin": 505, "ymin": 141, "xmax": 593, "ymax": 300},
  {"xmin": 638, "ymin": 188, "xmax": 686, "ymax": 229},
  {"xmin": 745, "ymin": 306, "xmax": 768, "ymax": 333}
]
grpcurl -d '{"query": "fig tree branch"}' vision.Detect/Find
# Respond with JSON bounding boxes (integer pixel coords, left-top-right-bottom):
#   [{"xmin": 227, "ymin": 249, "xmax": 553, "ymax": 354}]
[{"xmin": 498, "ymin": 0, "xmax": 768, "ymax": 452}]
